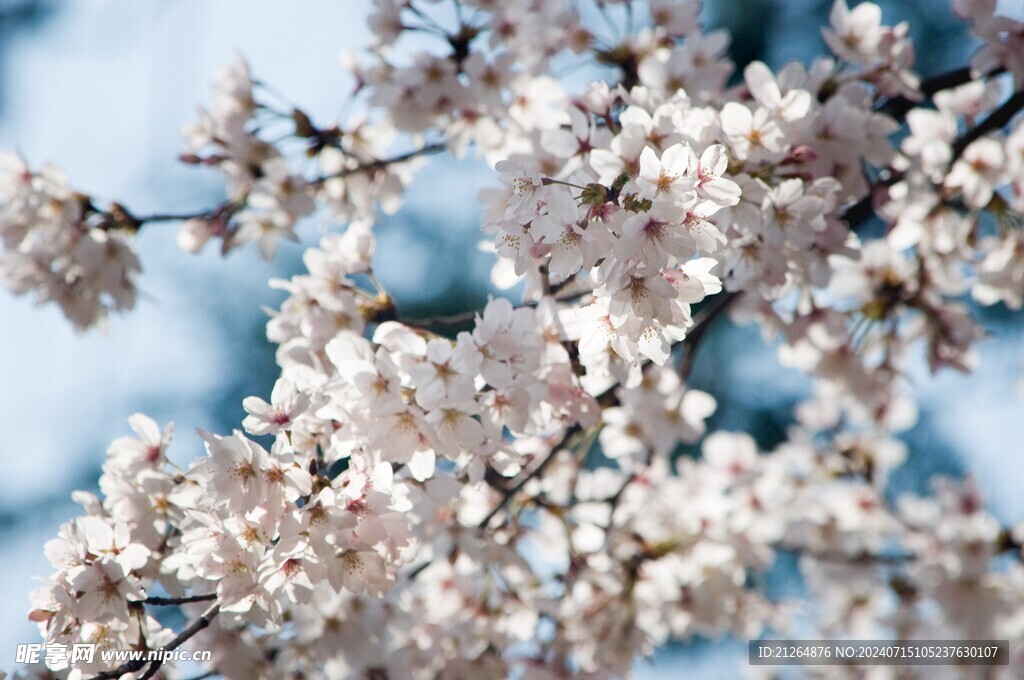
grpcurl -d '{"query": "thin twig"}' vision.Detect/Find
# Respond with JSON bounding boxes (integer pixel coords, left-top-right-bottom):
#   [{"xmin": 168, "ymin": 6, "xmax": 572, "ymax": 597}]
[
  {"xmin": 475, "ymin": 287, "xmax": 743, "ymax": 529},
  {"xmin": 404, "ymin": 425, "xmax": 588, "ymax": 578},
  {"xmin": 132, "ymin": 211, "xmax": 210, "ymax": 224},
  {"xmin": 677, "ymin": 291, "xmax": 739, "ymax": 381},
  {"xmin": 88, "ymin": 603, "xmax": 220, "ymax": 680},
  {"xmin": 144, "ymin": 593, "xmax": 217, "ymax": 606},
  {"xmin": 314, "ymin": 142, "xmax": 447, "ymax": 184},
  {"xmin": 115, "ymin": 142, "xmax": 448, "ymax": 233},
  {"xmin": 841, "ymin": 90, "xmax": 1024, "ymax": 229},
  {"xmin": 403, "ymin": 559, "xmax": 432, "ymax": 580},
  {"xmin": 402, "ymin": 307, "xmax": 480, "ymax": 329},
  {"xmin": 139, "ymin": 661, "xmax": 163, "ymax": 680},
  {"xmin": 477, "ymin": 424, "xmax": 584, "ymax": 528}
]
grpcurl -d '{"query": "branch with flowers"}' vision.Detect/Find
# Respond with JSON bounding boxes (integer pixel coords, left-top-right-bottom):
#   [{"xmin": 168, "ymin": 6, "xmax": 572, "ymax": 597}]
[{"xmin": 6, "ymin": 0, "xmax": 1024, "ymax": 678}]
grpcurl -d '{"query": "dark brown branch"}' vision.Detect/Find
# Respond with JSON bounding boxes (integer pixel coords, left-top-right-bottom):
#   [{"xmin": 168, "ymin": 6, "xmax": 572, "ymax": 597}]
[
  {"xmin": 403, "ymin": 307, "xmax": 480, "ymax": 329},
  {"xmin": 88, "ymin": 603, "xmax": 220, "ymax": 680},
  {"xmin": 315, "ymin": 142, "xmax": 447, "ymax": 184},
  {"xmin": 841, "ymin": 192, "xmax": 876, "ymax": 230},
  {"xmin": 110, "ymin": 143, "xmax": 447, "ymax": 234},
  {"xmin": 132, "ymin": 210, "xmax": 211, "ymax": 224},
  {"xmin": 139, "ymin": 662, "xmax": 163, "ymax": 680},
  {"xmin": 677, "ymin": 291, "xmax": 739, "ymax": 381},
  {"xmin": 403, "ymin": 558, "xmax": 433, "ymax": 581},
  {"xmin": 404, "ymin": 425, "xmax": 590, "ymax": 578},
  {"xmin": 877, "ymin": 66, "xmax": 1004, "ymax": 119},
  {"xmin": 776, "ymin": 542, "xmax": 914, "ymax": 565},
  {"xmin": 476, "ymin": 287, "xmax": 743, "ymax": 530},
  {"xmin": 144, "ymin": 593, "xmax": 217, "ymax": 606},
  {"xmin": 105, "ymin": 199, "xmax": 239, "ymax": 235},
  {"xmin": 841, "ymin": 89, "xmax": 1024, "ymax": 230},
  {"xmin": 477, "ymin": 424, "xmax": 584, "ymax": 528},
  {"xmin": 951, "ymin": 90, "xmax": 1024, "ymax": 162},
  {"xmin": 599, "ymin": 291, "xmax": 751, "ymax": 515},
  {"xmin": 846, "ymin": 65, "xmax": 1013, "ymax": 227}
]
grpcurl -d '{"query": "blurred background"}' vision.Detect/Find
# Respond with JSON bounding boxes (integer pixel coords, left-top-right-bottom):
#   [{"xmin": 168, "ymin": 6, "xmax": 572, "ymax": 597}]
[{"xmin": 0, "ymin": 0, "xmax": 1021, "ymax": 676}]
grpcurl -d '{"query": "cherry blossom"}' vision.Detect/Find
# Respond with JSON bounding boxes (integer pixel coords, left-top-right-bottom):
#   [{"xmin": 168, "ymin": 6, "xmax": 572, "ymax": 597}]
[{"xmin": 9, "ymin": 0, "xmax": 1024, "ymax": 678}]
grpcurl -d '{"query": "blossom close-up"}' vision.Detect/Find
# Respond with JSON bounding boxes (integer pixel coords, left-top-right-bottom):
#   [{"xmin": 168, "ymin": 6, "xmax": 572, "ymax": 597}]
[{"xmin": 2, "ymin": 0, "xmax": 1024, "ymax": 678}]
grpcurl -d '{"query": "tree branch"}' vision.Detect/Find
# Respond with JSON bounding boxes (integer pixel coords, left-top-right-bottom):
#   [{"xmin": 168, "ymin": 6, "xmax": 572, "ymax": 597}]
[
  {"xmin": 475, "ymin": 287, "xmax": 742, "ymax": 530},
  {"xmin": 88, "ymin": 603, "xmax": 220, "ymax": 680},
  {"xmin": 314, "ymin": 142, "xmax": 447, "ymax": 184},
  {"xmin": 842, "ymin": 89, "xmax": 1024, "ymax": 230},
  {"xmin": 104, "ymin": 142, "xmax": 448, "ymax": 236},
  {"xmin": 144, "ymin": 593, "xmax": 217, "ymax": 606},
  {"xmin": 477, "ymin": 424, "xmax": 584, "ymax": 528},
  {"xmin": 951, "ymin": 90, "xmax": 1024, "ymax": 162},
  {"xmin": 677, "ymin": 291, "xmax": 739, "ymax": 381},
  {"xmin": 131, "ymin": 210, "xmax": 212, "ymax": 224},
  {"xmin": 408, "ymin": 60, "xmax": 1011, "ymax": 576},
  {"xmin": 404, "ymin": 423, "xmax": 590, "ymax": 579},
  {"xmin": 402, "ymin": 307, "xmax": 481, "ymax": 329},
  {"xmin": 841, "ymin": 192, "xmax": 876, "ymax": 230},
  {"xmin": 877, "ymin": 66, "xmax": 1004, "ymax": 120}
]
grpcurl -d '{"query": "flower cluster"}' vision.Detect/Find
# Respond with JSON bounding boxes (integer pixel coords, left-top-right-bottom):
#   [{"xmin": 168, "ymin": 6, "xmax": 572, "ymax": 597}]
[
  {"xmin": 11, "ymin": 0, "xmax": 1024, "ymax": 678},
  {"xmin": 487, "ymin": 129, "xmax": 737, "ymax": 383},
  {"xmin": 955, "ymin": 0, "xmax": 1024, "ymax": 87},
  {"xmin": 27, "ymin": 416, "xmax": 176, "ymax": 677},
  {"xmin": 0, "ymin": 154, "xmax": 139, "ymax": 330}
]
